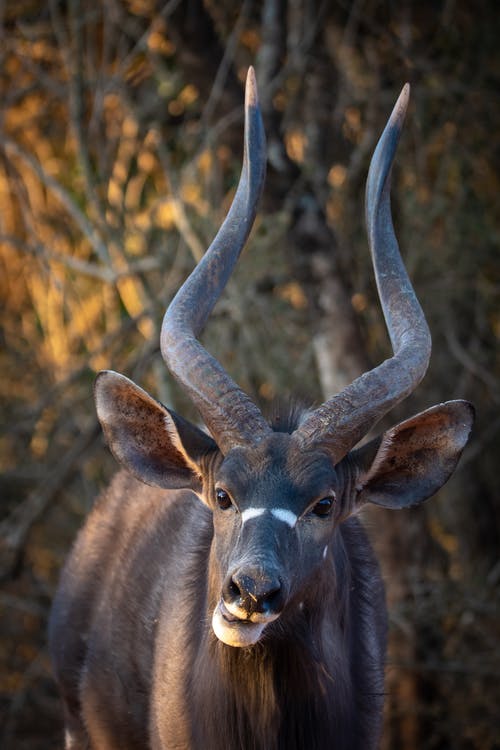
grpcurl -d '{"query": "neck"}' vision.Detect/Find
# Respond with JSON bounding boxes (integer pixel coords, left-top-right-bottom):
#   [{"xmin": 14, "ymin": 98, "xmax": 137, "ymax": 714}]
[{"xmin": 194, "ymin": 534, "xmax": 353, "ymax": 750}]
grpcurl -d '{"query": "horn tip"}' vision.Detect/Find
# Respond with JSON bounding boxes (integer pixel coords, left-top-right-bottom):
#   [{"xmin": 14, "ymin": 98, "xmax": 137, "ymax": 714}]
[
  {"xmin": 245, "ymin": 66, "xmax": 259, "ymax": 108},
  {"xmin": 391, "ymin": 83, "xmax": 411, "ymax": 128}
]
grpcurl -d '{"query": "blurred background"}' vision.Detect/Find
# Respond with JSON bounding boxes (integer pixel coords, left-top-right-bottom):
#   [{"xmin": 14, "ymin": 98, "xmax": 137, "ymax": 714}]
[{"xmin": 0, "ymin": 1, "xmax": 499, "ymax": 748}]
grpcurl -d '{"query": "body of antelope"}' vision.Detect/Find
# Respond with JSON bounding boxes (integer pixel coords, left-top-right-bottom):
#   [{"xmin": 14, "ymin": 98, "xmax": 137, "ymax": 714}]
[{"xmin": 49, "ymin": 68, "xmax": 473, "ymax": 750}]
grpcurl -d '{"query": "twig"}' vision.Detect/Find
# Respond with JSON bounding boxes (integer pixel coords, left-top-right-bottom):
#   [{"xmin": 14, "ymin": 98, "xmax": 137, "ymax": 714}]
[
  {"xmin": 200, "ymin": 0, "xmax": 251, "ymax": 128},
  {"xmin": 154, "ymin": 135, "xmax": 206, "ymax": 264},
  {"xmin": 61, "ymin": 0, "xmax": 109, "ymax": 229},
  {"xmin": 0, "ymin": 233, "xmax": 161, "ymax": 283},
  {"xmin": 445, "ymin": 325, "xmax": 499, "ymax": 399},
  {"xmin": 97, "ymin": 0, "xmax": 183, "ymax": 105},
  {"xmin": 0, "ymin": 422, "xmax": 100, "ymax": 581},
  {"xmin": 1, "ymin": 652, "xmax": 47, "ymax": 746},
  {"xmin": 1, "ymin": 136, "xmax": 111, "ymax": 265}
]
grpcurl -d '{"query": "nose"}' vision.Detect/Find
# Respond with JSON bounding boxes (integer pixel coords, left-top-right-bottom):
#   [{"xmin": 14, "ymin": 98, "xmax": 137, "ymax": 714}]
[{"xmin": 223, "ymin": 568, "xmax": 285, "ymax": 617}]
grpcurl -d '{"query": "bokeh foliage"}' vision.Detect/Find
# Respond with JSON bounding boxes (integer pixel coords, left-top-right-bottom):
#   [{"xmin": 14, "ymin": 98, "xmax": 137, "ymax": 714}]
[{"xmin": 0, "ymin": 1, "xmax": 499, "ymax": 748}]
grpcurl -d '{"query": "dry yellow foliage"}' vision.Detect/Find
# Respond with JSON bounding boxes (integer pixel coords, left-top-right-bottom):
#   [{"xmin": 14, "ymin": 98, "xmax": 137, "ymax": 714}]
[{"xmin": 285, "ymin": 129, "xmax": 307, "ymax": 164}]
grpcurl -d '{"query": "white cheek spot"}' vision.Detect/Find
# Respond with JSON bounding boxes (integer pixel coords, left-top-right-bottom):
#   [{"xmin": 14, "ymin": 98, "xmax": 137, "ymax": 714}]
[
  {"xmin": 241, "ymin": 507, "xmax": 266, "ymax": 524},
  {"xmin": 270, "ymin": 508, "xmax": 297, "ymax": 528},
  {"xmin": 323, "ymin": 545, "xmax": 328, "ymax": 560}
]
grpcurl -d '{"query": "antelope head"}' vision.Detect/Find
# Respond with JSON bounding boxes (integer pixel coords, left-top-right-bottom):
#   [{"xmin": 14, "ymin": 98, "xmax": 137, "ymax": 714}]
[{"xmin": 95, "ymin": 69, "xmax": 473, "ymax": 648}]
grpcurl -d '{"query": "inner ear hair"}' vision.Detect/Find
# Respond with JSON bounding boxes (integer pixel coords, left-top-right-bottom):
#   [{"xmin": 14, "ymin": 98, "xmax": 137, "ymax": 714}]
[
  {"xmin": 351, "ymin": 400, "xmax": 474, "ymax": 509},
  {"xmin": 94, "ymin": 370, "xmax": 217, "ymax": 492}
]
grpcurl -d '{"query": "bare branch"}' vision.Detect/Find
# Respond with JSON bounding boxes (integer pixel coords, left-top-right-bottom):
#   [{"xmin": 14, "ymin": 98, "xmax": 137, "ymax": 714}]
[
  {"xmin": 0, "ymin": 423, "xmax": 100, "ymax": 581},
  {"xmin": 2, "ymin": 137, "xmax": 111, "ymax": 265}
]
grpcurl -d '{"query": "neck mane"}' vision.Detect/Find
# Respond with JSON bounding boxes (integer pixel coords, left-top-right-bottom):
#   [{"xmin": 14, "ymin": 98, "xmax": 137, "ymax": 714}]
[{"xmin": 193, "ymin": 531, "xmax": 354, "ymax": 750}]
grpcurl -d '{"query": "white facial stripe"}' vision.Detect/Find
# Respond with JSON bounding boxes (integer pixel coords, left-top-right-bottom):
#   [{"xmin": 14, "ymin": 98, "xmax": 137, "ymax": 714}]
[
  {"xmin": 240, "ymin": 507, "xmax": 298, "ymax": 528},
  {"xmin": 270, "ymin": 508, "xmax": 297, "ymax": 528},
  {"xmin": 241, "ymin": 507, "xmax": 266, "ymax": 524}
]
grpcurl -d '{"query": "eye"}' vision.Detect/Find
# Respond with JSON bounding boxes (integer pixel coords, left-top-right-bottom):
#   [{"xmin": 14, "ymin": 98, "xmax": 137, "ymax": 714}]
[
  {"xmin": 215, "ymin": 488, "xmax": 232, "ymax": 510},
  {"xmin": 312, "ymin": 495, "xmax": 335, "ymax": 517}
]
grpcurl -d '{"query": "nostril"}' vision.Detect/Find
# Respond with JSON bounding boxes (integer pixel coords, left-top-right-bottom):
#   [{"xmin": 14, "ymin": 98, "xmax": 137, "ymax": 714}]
[
  {"xmin": 261, "ymin": 583, "xmax": 282, "ymax": 612},
  {"xmin": 222, "ymin": 575, "xmax": 242, "ymax": 606},
  {"xmin": 228, "ymin": 577, "xmax": 241, "ymax": 599},
  {"xmin": 225, "ymin": 571, "xmax": 284, "ymax": 615}
]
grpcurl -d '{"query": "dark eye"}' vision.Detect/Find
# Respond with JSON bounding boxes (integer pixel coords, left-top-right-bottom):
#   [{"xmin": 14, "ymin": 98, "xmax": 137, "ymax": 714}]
[
  {"xmin": 312, "ymin": 496, "xmax": 335, "ymax": 517},
  {"xmin": 216, "ymin": 488, "xmax": 232, "ymax": 510}
]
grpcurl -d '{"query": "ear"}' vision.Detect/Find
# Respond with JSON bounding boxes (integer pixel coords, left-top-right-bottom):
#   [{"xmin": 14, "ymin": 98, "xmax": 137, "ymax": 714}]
[
  {"xmin": 94, "ymin": 370, "xmax": 218, "ymax": 494},
  {"xmin": 351, "ymin": 400, "xmax": 474, "ymax": 509}
]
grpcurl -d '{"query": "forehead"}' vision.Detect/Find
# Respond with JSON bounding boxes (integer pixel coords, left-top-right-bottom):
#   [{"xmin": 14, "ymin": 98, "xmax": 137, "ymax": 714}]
[{"xmin": 216, "ymin": 434, "xmax": 336, "ymax": 509}]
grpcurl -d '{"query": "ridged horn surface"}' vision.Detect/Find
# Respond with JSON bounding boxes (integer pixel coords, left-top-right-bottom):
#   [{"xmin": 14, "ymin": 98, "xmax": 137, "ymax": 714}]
[
  {"xmin": 296, "ymin": 85, "xmax": 431, "ymax": 462},
  {"xmin": 160, "ymin": 67, "xmax": 271, "ymax": 453}
]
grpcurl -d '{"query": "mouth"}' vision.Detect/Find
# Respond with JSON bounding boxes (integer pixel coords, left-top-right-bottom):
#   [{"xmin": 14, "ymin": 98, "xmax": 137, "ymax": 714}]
[{"xmin": 211, "ymin": 600, "xmax": 268, "ymax": 648}]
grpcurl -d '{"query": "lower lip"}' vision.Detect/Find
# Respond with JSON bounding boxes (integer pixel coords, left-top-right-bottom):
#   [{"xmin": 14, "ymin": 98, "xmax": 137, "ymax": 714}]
[{"xmin": 212, "ymin": 602, "xmax": 266, "ymax": 648}]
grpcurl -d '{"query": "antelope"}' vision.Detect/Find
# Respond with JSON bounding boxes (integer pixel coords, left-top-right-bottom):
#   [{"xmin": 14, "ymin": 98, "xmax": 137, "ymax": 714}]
[{"xmin": 49, "ymin": 68, "xmax": 473, "ymax": 750}]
